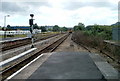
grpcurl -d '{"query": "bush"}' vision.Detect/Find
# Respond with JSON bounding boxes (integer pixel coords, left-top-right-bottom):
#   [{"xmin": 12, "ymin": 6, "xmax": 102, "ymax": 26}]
[
  {"xmin": 85, "ymin": 25, "xmax": 112, "ymax": 40},
  {"xmin": 72, "ymin": 31, "xmax": 120, "ymax": 63}
]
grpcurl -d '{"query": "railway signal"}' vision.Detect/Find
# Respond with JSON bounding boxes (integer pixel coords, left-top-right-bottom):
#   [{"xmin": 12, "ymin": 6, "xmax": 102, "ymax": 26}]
[
  {"xmin": 29, "ymin": 14, "xmax": 34, "ymax": 48},
  {"xmin": 29, "ymin": 19, "xmax": 33, "ymax": 27}
]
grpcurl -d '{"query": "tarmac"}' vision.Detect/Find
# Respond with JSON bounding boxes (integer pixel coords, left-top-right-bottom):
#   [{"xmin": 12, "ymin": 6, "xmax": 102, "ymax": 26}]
[{"xmin": 27, "ymin": 52, "xmax": 105, "ymax": 80}]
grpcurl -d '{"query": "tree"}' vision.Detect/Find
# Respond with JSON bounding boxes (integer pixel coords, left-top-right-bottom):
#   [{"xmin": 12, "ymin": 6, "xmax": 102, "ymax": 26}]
[
  {"xmin": 73, "ymin": 22, "xmax": 85, "ymax": 31},
  {"xmin": 40, "ymin": 26, "xmax": 47, "ymax": 32},
  {"xmin": 48, "ymin": 28, "xmax": 52, "ymax": 32},
  {"xmin": 2, "ymin": 27, "xmax": 5, "ymax": 31},
  {"xmin": 7, "ymin": 25, "xmax": 11, "ymax": 30},
  {"xmin": 33, "ymin": 23, "xmax": 39, "ymax": 29},
  {"xmin": 53, "ymin": 25, "xmax": 60, "ymax": 32},
  {"xmin": 61, "ymin": 27, "xmax": 68, "ymax": 31},
  {"xmin": 78, "ymin": 23, "xmax": 85, "ymax": 27},
  {"xmin": 85, "ymin": 24, "xmax": 112, "ymax": 40}
]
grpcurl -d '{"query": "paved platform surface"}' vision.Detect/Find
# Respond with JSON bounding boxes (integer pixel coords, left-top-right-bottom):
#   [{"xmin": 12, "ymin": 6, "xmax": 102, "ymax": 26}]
[
  {"xmin": 27, "ymin": 52, "xmax": 105, "ymax": 80},
  {"xmin": 0, "ymin": 37, "xmax": 28, "ymax": 43}
]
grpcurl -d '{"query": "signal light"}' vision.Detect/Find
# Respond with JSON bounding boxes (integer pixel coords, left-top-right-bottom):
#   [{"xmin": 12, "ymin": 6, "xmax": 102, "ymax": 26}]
[{"xmin": 29, "ymin": 19, "xmax": 33, "ymax": 26}]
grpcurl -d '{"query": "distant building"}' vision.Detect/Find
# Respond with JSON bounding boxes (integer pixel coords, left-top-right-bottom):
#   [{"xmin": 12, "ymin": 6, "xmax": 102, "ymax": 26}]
[{"xmin": 10, "ymin": 26, "xmax": 30, "ymax": 30}]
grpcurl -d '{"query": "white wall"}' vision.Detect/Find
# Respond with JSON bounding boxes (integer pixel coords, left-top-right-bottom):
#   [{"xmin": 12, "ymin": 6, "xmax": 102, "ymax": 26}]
[
  {"xmin": 0, "ymin": 29, "xmax": 41, "ymax": 35},
  {"xmin": 0, "ymin": 30, "xmax": 30, "ymax": 35}
]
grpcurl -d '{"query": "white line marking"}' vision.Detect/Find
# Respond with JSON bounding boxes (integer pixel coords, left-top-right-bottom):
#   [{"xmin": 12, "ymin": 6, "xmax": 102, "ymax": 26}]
[
  {"xmin": 1, "ymin": 37, "xmax": 53, "ymax": 57},
  {"xmin": 5, "ymin": 54, "xmax": 43, "ymax": 80},
  {"xmin": 0, "ymin": 48, "xmax": 37, "ymax": 66}
]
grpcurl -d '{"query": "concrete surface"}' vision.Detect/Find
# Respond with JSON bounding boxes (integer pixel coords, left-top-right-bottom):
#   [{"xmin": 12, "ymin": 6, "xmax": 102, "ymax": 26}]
[
  {"xmin": 11, "ymin": 53, "xmax": 53, "ymax": 79},
  {"xmin": 89, "ymin": 54, "xmax": 119, "ymax": 80},
  {"xmin": 27, "ymin": 52, "xmax": 105, "ymax": 80}
]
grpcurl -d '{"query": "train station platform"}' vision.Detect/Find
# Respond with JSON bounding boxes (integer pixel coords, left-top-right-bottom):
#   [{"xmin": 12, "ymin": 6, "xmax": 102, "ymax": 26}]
[
  {"xmin": 10, "ymin": 52, "xmax": 119, "ymax": 81},
  {"xmin": 0, "ymin": 37, "xmax": 29, "ymax": 43}
]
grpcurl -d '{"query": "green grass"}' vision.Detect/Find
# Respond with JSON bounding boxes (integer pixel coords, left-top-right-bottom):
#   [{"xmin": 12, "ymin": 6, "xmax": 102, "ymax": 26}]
[
  {"xmin": 13, "ymin": 34, "xmax": 27, "ymax": 38},
  {"xmin": 0, "ymin": 32, "xmax": 60, "ymax": 38},
  {"xmin": 0, "ymin": 35, "xmax": 3, "ymax": 38},
  {"xmin": 0, "ymin": 34, "xmax": 27, "ymax": 38}
]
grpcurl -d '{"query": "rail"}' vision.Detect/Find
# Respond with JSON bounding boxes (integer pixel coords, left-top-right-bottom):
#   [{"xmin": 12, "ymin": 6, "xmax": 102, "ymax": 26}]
[
  {"xmin": 1, "ymin": 33, "xmax": 69, "ymax": 80},
  {"xmin": 0, "ymin": 48, "xmax": 37, "ymax": 73},
  {"xmin": 1, "ymin": 33, "xmax": 60, "ymax": 51}
]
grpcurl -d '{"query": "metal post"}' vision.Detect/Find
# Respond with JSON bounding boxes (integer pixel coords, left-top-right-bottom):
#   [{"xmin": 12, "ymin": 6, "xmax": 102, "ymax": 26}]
[
  {"xmin": 4, "ymin": 16, "xmax": 6, "ymax": 38},
  {"xmin": 4, "ymin": 16, "xmax": 6, "ymax": 28},
  {"xmin": 4, "ymin": 15, "xmax": 10, "ymax": 39},
  {"xmin": 31, "ymin": 25, "xmax": 34, "ymax": 48},
  {"xmin": 29, "ymin": 14, "xmax": 34, "ymax": 48}
]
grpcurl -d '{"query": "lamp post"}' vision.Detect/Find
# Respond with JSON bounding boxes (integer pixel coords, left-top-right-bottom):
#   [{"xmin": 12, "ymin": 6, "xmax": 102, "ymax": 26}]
[
  {"xmin": 29, "ymin": 14, "xmax": 34, "ymax": 48},
  {"xmin": 4, "ymin": 15, "xmax": 10, "ymax": 38}
]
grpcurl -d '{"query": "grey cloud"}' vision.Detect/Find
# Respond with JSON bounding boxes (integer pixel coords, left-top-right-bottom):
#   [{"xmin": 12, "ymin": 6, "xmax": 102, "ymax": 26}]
[
  {"xmin": 23, "ymin": 2, "xmax": 51, "ymax": 7},
  {"xmin": 1, "ymin": 1, "xmax": 51, "ymax": 15},
  {"xmin": 1, "ymin": 2, "xmax": 29, "ymax": 14},
  {"xmin": 64, "ymin": 1, "xmax": 117, "ymax": 10}
]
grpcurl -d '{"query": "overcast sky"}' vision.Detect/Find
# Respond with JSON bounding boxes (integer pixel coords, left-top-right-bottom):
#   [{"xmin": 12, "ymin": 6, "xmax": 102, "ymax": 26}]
[{"xmin": 0, "ymin": 0, "xmax": 119, "ymax": 27}]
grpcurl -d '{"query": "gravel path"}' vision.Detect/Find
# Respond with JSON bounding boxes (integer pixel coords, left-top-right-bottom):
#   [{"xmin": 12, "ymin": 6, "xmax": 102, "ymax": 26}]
[{"xmin": 55, "ymin": 34, "xmax": 88, "ymax": 52}]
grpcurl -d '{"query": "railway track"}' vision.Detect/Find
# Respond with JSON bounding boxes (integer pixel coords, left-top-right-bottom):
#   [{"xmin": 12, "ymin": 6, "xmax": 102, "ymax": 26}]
[
  {"xmin": 1, "ymin": 34, "xmax": 60, "ymax": 51},
  {"xmin": 1, "ymin": 33, "xmax": 69, "ymax": 81}
]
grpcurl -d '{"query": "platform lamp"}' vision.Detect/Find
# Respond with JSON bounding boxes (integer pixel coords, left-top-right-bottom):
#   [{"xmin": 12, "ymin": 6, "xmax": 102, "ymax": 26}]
[
  {"xmin": 29, "ymin": 14, "xmax": 35, "ymax": 48},
  {"xmin": 4, "ymin": 15, "xmax": 10, "ymax": 38}
]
